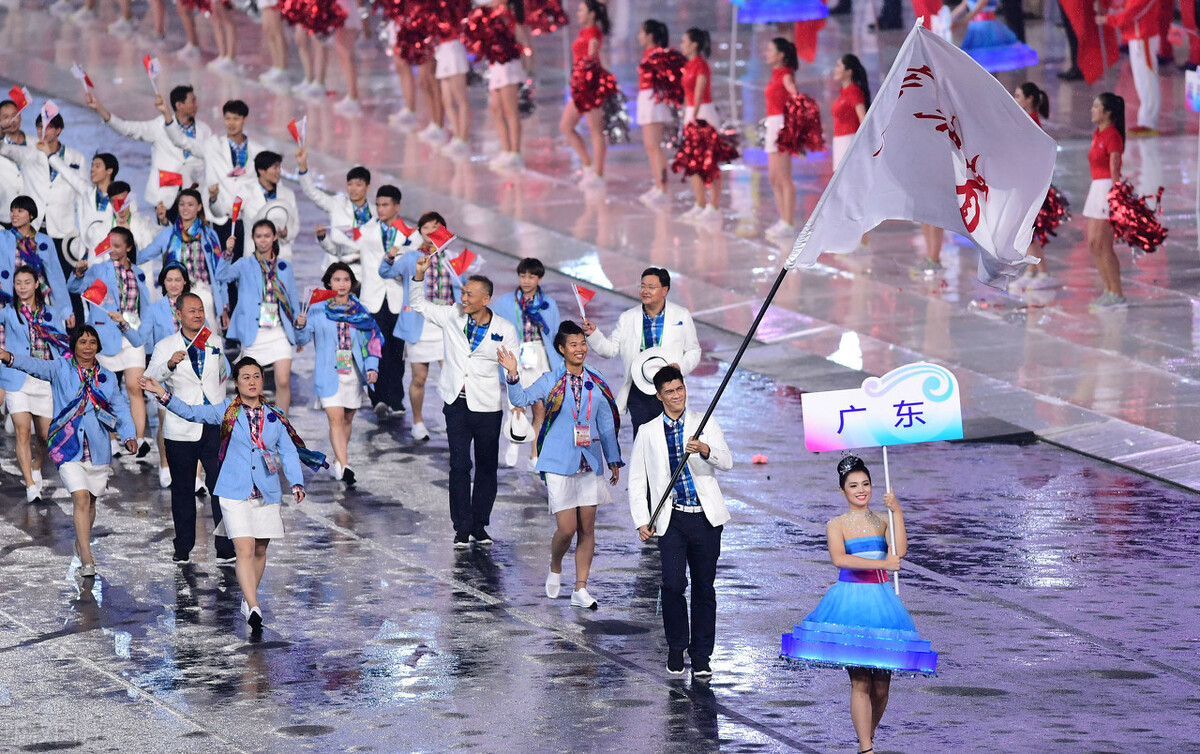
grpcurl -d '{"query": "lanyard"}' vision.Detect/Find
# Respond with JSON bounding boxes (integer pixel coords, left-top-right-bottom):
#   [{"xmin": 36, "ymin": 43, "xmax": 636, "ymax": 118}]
[{"xmin": 247, "ymin": 406, "xmax": 267, "ymax": 449}]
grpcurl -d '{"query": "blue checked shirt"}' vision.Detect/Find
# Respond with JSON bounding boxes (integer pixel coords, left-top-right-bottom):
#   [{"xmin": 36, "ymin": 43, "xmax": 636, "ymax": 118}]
[
  {"xmin": 465, "ymin": 315, "xmax": 491, "ymax": 352},
  {"xmin": 229, "ymin": 138, "xmax": 248, "ymax": 170},
  {"xmin": 642, "ymin": 308, "xmax": 664, "ymax": 351},
  {"xmin": 663, "ymin": 414, "xmax": 700, "ymax": 508}
]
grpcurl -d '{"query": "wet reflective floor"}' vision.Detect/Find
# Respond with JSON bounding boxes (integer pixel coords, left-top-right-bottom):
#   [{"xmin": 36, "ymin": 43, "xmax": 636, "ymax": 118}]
[{"xmin": 1, "ymin": 1, "xmax": 1199, "ymax": 751}]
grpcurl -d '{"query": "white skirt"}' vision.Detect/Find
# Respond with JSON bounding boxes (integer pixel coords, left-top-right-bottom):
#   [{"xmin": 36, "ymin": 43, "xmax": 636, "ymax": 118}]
[
  {"xmin": 832, "ymin": 134, "xmax": 854, "ymax": 169},
  {"xmin": 320, "ymin": 370, "xmax": 365, "ymax": 409},
  {"xmin": 489, "ymin": 59, "xmax": 524, "ymax": 90},
  {"xmin": 764, "ymin": 114, "xmax": 785, "ymax": 154},
  {"xmin": 637, "ymin": 88, "xmax": 673, "ymax": 125},
  {"xmin": 684, "ymin": 102, "xmax": 718, "ymax": 124},
  {"xmin": 407, "ymin": 319, "xmax": 445, "ymax": 363},
  {"xmin": 5, "ymin": 373, "xmax": 53, "ymax": 418},
  {"xmin": 242, "ymin": 324, "xmax": 294, "ymax": 366},
  {"xmin": 1083, "ymin": 178, "xmax": 1114, "ymax": 220},
  {"xmin": 59, "ymin": 460, "xmax": 110, "ymax": 496},
  {"xmin": 546, "ymin": 470, "xmax": 611, "ymax": 515},
  {"xmin": 215, "ymin": 496, "xmax": 286, "ymax": 540},
  {"xmin": 435, "ymin": 40, "xmax": 470, "ymax": 79},
  {"xmin": 518, "ymin": 341, "xmax": 550, "ymax": 387},
  {"xmin": 98, "ymin": 337, "xmax": 146, "ymax": 373}
]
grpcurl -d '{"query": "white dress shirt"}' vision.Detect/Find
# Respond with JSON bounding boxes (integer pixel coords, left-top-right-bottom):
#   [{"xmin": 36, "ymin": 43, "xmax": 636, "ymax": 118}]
[
  {"xmin": 586, "ymin": 300, "xmax": 702, "ymax": 412},
  {"xmin": 0, "ymin": 141, "xmax": 86, "ymax": 239},
  {"xmin": 627, "ymin": 409, "xmax": 732, "ymax": 535},
  {"xmin": 407, "ymin": 276, "xmax": 519, "ymax": 413},
  {"xmin": 146, "ymin": 330, "xmax": 228, "ymax": 442}
]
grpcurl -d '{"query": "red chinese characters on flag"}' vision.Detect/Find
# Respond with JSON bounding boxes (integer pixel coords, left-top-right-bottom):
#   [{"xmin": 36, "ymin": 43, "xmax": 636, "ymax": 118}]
[{"xmin": 956, "ymin": 156, "xmax": 989, "ymax": 233}]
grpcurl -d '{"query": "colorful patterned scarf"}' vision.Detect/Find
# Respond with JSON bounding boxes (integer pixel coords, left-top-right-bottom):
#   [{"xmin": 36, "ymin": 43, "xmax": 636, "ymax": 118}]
[
  {"xmin": 165, "ymin": 217, "xmax": 220, "ymax": 280},
  {"xmin": 12, "ymin": 231, "xmax": 50, "ymax": 300},
  {"xmin": 324, "ymin": 296, "xmax": 383, "ymax": 365},
  {"xmin": 517, "ymin": 289, "xmax": 550, "ymax": 342},
  {"xmin": 218, "ymin": 395, "xmax": 328, "ymax": 472},
  {"xmin": 536, "ymin": 366, "xmax": 620, "ymax": 458},
  {"xmin": 20, "ymin": 303, "xmax": 70, "ymax": 358},
  {"xmin": 46, "ymin": 359, "xmax": 116, "ymax": 466},
  {"xmin": 255, "ymin": 252, "xmax": 295, "ymax": 325}
]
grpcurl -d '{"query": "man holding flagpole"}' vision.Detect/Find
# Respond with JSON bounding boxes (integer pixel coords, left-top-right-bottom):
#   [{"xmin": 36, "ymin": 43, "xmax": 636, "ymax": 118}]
[{"xmin": 145, "ymin": 291, "xmax": 236, "ymax": 566}]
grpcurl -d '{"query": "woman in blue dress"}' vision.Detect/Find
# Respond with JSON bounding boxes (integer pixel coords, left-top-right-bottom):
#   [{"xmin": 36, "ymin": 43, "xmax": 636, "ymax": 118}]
[
  {"xmin": 780, "ymin": 456, "xmax": 936, "ymax": 754},
  {"xmin": 954, "ymin": 0, "xmax": 1037, "ymax": 73}
]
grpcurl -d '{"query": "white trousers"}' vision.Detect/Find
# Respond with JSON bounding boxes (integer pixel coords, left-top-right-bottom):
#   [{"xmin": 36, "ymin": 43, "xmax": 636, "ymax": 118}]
[{"xmin": 1128, "ymin": 36, "xmax": 1160, "ymax": 129}]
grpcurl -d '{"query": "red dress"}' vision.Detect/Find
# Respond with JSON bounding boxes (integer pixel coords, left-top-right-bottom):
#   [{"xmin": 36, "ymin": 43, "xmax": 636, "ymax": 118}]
[
  {"xmin": 682, "ymin": 57, "xmax": 713, "ymax": 108},
  {"xmin": 831, "ymin": 84, "xmax": 865, "ymax": 137},
  {"xmin": 569, "ymin": 25, "xmax": 615, "ymax": 113},
  {"xmin": 572, "ymin": 25, "xmax": 602, "ymax": 62},
  {"xmin": 765, "ymin": 67, "xmax": 795, "ymax": 117},
  {"xmin": 1088, "ymin": 125, "xmax": 1124, "ymax": 180}
]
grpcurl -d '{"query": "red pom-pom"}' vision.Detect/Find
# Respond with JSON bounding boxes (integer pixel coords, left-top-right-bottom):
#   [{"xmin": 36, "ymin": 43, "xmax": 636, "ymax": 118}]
[
  {"xmin": 638, "ymin": 49, "xmax": 687, "ymax": 107},
  {"xmin": 373, "ymin": 0, "xmax": 407, "ymax": 22},
  {"xmin": 1107, "ymin": 180, "xmax": 1168, "ymax": 254},
  {"xmin": 179, "ymin": 0, "xmax": 212, "ymax": 11},
  {"xmin": 462, "ymin": 5, "xmax": 525, "ymax": 64},
  {"xmin": 280, "ymin": 0, "xmax": 349, "ymax": 38},
  {"xmin": 570, "ymin": 58, "xmax": 618, "ymax": 113},
  {"xmin": 430, "ymin": 0, "xmax": 471, "ymax": 42},
  {"xmin": 776, "ymin": 93, "xmax": 825, "ymax": 156},
  {"xmin": 525, "ymin": 0, "xmax": 567, "ymax": 35},
  {"xmin": 671, "ymin": 120, "xmax": 740, "ymax": 185},
  {"xmin": 1032, "ymin": 185, "xmax": 1070, "ymax": 246},
  {"xmin": 392, "ymin": 15, "xmax": 436, "ymax": 65}
]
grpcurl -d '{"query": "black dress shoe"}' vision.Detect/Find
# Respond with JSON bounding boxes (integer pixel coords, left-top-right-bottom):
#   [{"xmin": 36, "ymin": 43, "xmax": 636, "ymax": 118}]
[
  {"xmin": 1056, "ymin": 67, "xmax": 1084, "ymax": 81},
  {"xmin": 667, "ymin": 648, "xmax": 686, "ymax": 675},
  {"xmin": 471, "ymin": 528, "xmax": 493, "ymax": 546},
  {"xmin": 172, "ymin": 553, "xmax": 191, "ymax": 564},
  {"xmin": 453, "ymin": 531, "xmax": 471, "ymax": 548},
  {"xmin": 691, "ymin": 656, "xmax": 713, "ymax": 679}
]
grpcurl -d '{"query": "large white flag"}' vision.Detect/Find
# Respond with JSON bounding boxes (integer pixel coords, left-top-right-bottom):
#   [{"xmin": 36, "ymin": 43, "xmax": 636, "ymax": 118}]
[{"xmin": 785, "ymin": 23, "xmax": 1057, "ymax": 286}]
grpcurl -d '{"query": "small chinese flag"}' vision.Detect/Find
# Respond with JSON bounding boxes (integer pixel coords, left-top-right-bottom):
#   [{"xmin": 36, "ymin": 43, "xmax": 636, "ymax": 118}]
[
  {"xmin": 70, "ymin": 63, "xmax": 95, "ymax": 91},
  {"xmin": 286, "ymin": 116, "xmax": 306, "ymax": 146},
  {"xmin": 308, "ymin": 288, "xmax": 338, "ymax": 307},
  {"xmin": 38, "ymin": 100, "xmax": 59, "ymax": 128},
  {"xmin": 81, "ymin": 279, "xmax": 109, "ymax": 306},
  {"xmin": 425, "ymin": 225, "xmax": 456, "ymax": 255},
  {"xmin": 449, "ymin": 248, "xmax": 476, "ymax": 277},
  {"xmin": 110, "ymin": 194, "xmax": 125, "ymax": 214},
  {"xmin": 143, "ymin": 54, "xmax": 161, "ymax": 79},
  {"xmin": 571, "ymin": 283, "xmax": 596, "ymax": 318},
  {"xmin": 189, "ymin": 325, "xmax": 212, "ymax": 351},
  {"xmin": 390, "ymin": 217, "xmax": 416, "ymax": 236},
  {"xmin": 92, "ymin": 235, "xmax": 111, "ymax": 257},
  {"xmin": 158, "ymin": 170, "xmax": 183, "ymax": 187},
  {"xmin": 230, "ymin": 196, "xmax": 243, "ymax": 224},
  {"xmin": 334, "ymin": 226, "xmax": 364, "ymax": 242},
  {"xmin": 8, "ymin": 85, "xmax": 30, "ymax": 113}
]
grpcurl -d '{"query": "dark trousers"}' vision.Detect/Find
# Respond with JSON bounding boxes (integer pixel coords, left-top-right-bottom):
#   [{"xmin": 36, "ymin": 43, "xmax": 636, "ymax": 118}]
[
  {"xmin": 369, "ymin": 301, "xmax": 406, "ymax": 410},
  {"xmin": 876, "ymin": 0, "xmax": 903, "ymax": 29},
  {"xmin": 1000, "ymin": 0, "xmax": 1025, "ymax": 42},
  {"xmin": 165, "ymin": 423, "xmax": 235, "ymax": 559},
  {"xmin": 51, "ymin": 237, "xmax": 85, "ymax": 326},
  {"xmin": 658, "ymin": 511, "xmax": 722, "ymax": 661},
  {"xmin": 1062, "ymin": 10, "xmax": 1080, "ymax": 69},
  {"xmin": 443, "ymin": 396, "xmax": 502, "ymax": 533},
  {"xmin": 627, "ymin": 385, "xmax": 662, "ymax": 440}
]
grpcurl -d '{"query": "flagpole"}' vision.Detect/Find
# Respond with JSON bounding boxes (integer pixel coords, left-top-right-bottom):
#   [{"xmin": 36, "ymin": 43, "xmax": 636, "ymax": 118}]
[
  {"xmin": 647, "ymin": 266, "xmax": 789, "ymax": 531},
  {"xmin": 882, "ymin": 445, "xmax": 899, "ymax": 595}
]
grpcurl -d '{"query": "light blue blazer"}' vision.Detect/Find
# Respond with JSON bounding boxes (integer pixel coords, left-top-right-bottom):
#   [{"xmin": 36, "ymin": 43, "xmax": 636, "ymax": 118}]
[
  {"xmin": 215, "ymin": 253, "xmax": 299, "ymax": 347},
  {"xmin": 0, "ymin": 304, "xmax": 66, "ymax": 391},
  {"xmin": 144, "ymin": 296, "xmax": 180, "ymax": 353},
  {"xmin": 138, "ymin": 224, "xmax": 227, "ymax": 313},
  {"xmin": 507, "ymin": 365, "xmax": 622, "ymax": 477},
  {"xmin": 0, "ymin": 230, "xmax": 73, "ymax": 323},
  {"xmin": 294, "ymin": 300, "xmax": 381, "ymax": 399},
  {"xmin": 494, "ymin": 288, "xmax": 564, "ymax": 373},
  {"xmin": 377, "ymin": 250, "xmax": 463, "ymax": 342},
  {"xmin": 67, "ymin": 261, "xmax": 151, "ymax": 356},
  {"xmin": 8, "ymin": 352, "xmax": 135, "ymax": 466},
  {"xmin": 164, "ymin": 396, "xmax": 304, "ymax": 503}
]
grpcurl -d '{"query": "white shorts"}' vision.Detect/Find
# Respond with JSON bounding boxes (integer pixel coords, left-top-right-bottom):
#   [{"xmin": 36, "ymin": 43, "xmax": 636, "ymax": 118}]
[
  {"xmin": 435, "ymin": 40, "xmax": 470, "ymax": 79},
  {"xmin": 215, "ymin": 496, "xmax": 286, "ymax": 540},
  {"xmin": 637, "ymin": 89, "xmax": 673, "ymax": 125},
  {"xmin": 258, "ymin": 0, "xmax": 278, "ymax": 9},
  {"xmin": 518, "ymin": 341, "xmax": 550, "ymax": 387},
  {"xmin": 5, "ymin": 373, "xmax": 53, "ymax": 418},
  {"xmin": 98, "ymin": 338, "xmax": 146, "ymax": 374},
  {"xmin": 489, "ymin": 59, "xmax": 525, "ymax": 90},
  {"xmin": 241, "ymin": 324, "xmax": 294, "ymax": 366},
  {"xmin": 407, "ymin": 320, "xmax": 445, "ymax": 363},
  {"xmin": 319, "ymin": 370, "xmax": 365, "ymax": 410},
  {"xmin": 685, "ymin": 102, "xmax": 718, "ymax": 124},
  {"xmin": 546, "ymin": 470, "xmax": 611, "ymax": 515},
  {"xmin": 832, "ymin": 134, "xmax": 854, "ymax": 169},
  {"xmin": 59, "ymin": 460, "xmax": 110, "ymax": 497},
  {"xmin": 764, "ymin": 114, "xmax": 785, "ymax": 154},
  {"xmin": 1083, "ymin": 178, "xmax": 1114, "ymax": 220}
]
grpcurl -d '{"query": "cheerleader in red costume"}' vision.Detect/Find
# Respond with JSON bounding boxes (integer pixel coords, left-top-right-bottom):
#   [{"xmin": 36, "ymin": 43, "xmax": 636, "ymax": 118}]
[
  {"xmin": 281, "ymin": 1, "xmax": 361, "ymax": 114},
  {"xmin": 1010, "ymin": 82, "xmax": 1063, "ymax": 292},
  {"xmin": 464, "ymin": 0, "xmax": 529, "ymax": 170},
  {"xmin": 381, "ymin": 1, "xmax": 448, "ymax": 138},
  {"xmin": 1083, "ymin": 93, "xmax": 1127, "ymax": 309},
  {"xmin": 764, "ymin": 37, "xmax": 799, "ymax": 239},
  {"xmin": 829, "ymin": 54, "xmax": 868, "ymax": 169},
  {"xmin": 676, "ymin": 28, "xmax": 735, "ymax": 225},
  {"xmin": 561, "ymin": 0, "xmax": 614, "ymax": 188},
  {"xmin": 636, "ymin": 19, "xmax": 677, "ymax": 206},
  {"xmin": 434, "ymin": 0, "xmax": 475, "ymax": 156}
]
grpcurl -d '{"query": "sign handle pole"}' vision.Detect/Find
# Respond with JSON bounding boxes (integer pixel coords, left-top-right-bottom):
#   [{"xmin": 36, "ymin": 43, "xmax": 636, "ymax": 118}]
[{"xmin": 883, "ymin": 445, "xmax": 899, "ymax": 595}]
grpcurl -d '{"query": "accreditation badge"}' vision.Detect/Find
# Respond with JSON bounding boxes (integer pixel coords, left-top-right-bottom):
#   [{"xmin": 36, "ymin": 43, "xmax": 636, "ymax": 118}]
[
  {"xmin": 335, "ymin": 348, "xmax": 353, "ymax": 374},
  {"xmin": 259, "ymin": 302, "xmax": 280, "ymax": 328},
  {"xmin": 574, "ymin": 423, "xmax": 592, "ymax": 447}
]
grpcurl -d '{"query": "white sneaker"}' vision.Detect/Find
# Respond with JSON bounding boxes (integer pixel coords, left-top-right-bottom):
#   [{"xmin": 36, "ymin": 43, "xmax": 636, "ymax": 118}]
[
  {"xmin": 295, "ymin": 80, "xmax": 324, "ymax": 99},
  {"xmin": 441, "ymin": 137, "xmax": 470, "ymax": 157},
  {"xmin": 70, "ymin": 6, "xmax": 95, "ymax": 23},
  {"xmin": 579, "ymin": 170, "xmax": 605, "ymax": 189},
  {"xmin": 680, "ymin": 204, "xmax": 704, "ymax": 221},
  {"xmin": 503, "ymin": 443, "xmax": 520, "ymax": 468},
  {"xmin": 526, "ymin": 457, "xmax": 538, "ymax": 473},
  {"xmin": 570, "ymin": 587, "xmax": 598, "ymax": 610},
  {"xmin": 176, "ymin": 44, "xmax": 203, "ymax": 64},
  {"xmin": 418, "ymin": 123, "xmax": 448, "ymax": 144},
  {"xmin": 411, "ymin": 422, "xmax": 430, "ymax": 441},
  {"xmin": 110, "ymin": 438, "xmax": 124, "ymax": 458},
  {"xmin": 108, "ymin": 17, "xmax": 134, "ymax": 34},
  {"xmin": 389, "ymin": 108, "xmax": 418, "ymax": 128},
  {"xmin": 545, "ymin": 570, "xmax": 561, "ymax": 599},
  {"xmin": 158, "ymin": 467, "xmax": 171, "ymax": 489},
  {"xmin": 25, "ymin": 484, "xmax": 40, "ymax": 503},
  {"xmin": 207, "ymin": 57, "xmax": 239, "ymax": 74},
  {"xmin": 639, "ymin": 187, "xmax": 666, "ymax": 206},
  {"xmin": 697, "ymin": 206, "xmax": 722, "ymax": 223},
  {"xmin": 505, "ymin": 153, "xmax": 524, "ymax": 170},
  {"xmin": 766, "ymin": 221, "xmax": 796, "ymax": 238},
  {"xmin": 330, "ymin": 461, "xmax": 344, "ymax": 481},
  {"xmin": 334, "ymin": 96, "xmax": 364, "ymax": 116},
  {"xmin": 50, "ymin": 0, "xmax": 74, "ymax": 17},
  {"xmin": 1028, "ymin": 273, "xmax": 1058, "ymax": 290}
]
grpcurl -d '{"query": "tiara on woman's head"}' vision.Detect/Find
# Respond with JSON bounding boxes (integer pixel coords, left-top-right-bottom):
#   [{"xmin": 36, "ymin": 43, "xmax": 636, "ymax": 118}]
[{"xmin": 837, "ymin": 455, "xmax": 864, "ymax": 475}]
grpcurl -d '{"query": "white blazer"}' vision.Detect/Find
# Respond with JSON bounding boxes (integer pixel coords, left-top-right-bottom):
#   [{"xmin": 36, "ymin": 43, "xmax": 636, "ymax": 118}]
[
  {"xmin": 627, "ymin": 409, "xmax": 732, "ymax": 535},
  {"xmin": 407, "ymin": 277, "xmax": 519, "ymax": 413},
  {"xmin": 146, "ymin": 330, "xmax": 229, "ymax": 442},
  {"xmin": 0, "ymin": 141, "xmax": 86, "ymax": 239},
  {"xmin": 586, "ymin": 300, "xmax": 702, "ymax": 412},
  {"xmin": 357, "ymin": 219, "xmax": 418, "ymax": 313},
  {"xmin": 107, "ymin": 114, "xmax": 211, "ymax": 206},
  {"xmin": 299, "ymin": 171, "xmax": 371, "ymax": 268},
  {"xmin": 200, "ymin": 133, "xmax": 262, "ymax": 223},
  {"xmin": 213, "ymin": 176, "xmax": 300, "ymax": 258},
  {"xmin": 0, "ymin": 139, "xmax": 23, "ymax": 220}
]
